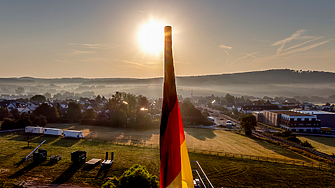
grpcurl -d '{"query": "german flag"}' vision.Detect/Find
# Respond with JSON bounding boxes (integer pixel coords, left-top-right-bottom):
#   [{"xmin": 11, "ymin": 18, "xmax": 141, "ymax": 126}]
[{"xmin": 160, "ymin": 26, "xmax": 194, "ymax": 188}]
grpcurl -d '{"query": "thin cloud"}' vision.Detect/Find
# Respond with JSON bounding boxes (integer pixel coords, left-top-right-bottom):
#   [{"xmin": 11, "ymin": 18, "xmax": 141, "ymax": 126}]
[
  {"xmin": 114, "ymin": 59, "xmax": 149, "ymax": 67},
  {"xmin": 60, "ymin": 49, "xmax": 96, "ymax": 56},
  {"xmin": 280, "ymin": 39, "xmax": 332, "ymax": 56},
  {"xmin": 223, "ymin": 58, "xmax": 231, "ymax": 68},
  {"xmin": 219, "ymin": 44, "xmax": 233, "ymax": 50},
  {"xmin": 283, "ymin": 36, "xmax": 324, "ymax": 52},
  {"xmin": 69, "ymin": 43, "xmax": 119, "ymax": 49},
  {"xmin": 230, "ymin": 52, "xmax": 257, "ymax": 65},
  {"xmin": 256, "ymin": 39, "xmax": 332, "ymax": 63},
  {"xmin": 224, "ymin": 50, "xmax": 230, "ymax": 56},
  {"xmin": 271, "ymin": 29, "xmax": 307, "ymax": 54},
  {"xmin": 245, "ymin": 52, "xmax": 257, "ymax": 59}
]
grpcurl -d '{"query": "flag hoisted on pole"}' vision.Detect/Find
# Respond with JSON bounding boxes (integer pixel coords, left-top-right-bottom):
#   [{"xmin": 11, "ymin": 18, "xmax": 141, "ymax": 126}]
[{"xmin": 160, "ymin": 26, "xmax": 194, "ymax": 188}]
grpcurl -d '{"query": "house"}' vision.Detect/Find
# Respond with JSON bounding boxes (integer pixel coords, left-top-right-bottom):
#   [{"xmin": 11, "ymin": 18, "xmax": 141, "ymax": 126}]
[
  {"xmin": 242, "ymin": 104, "xmax": 279, "ymax": 114},
  {"xmin": 263, "ymin": 110, "xmax": 287, "ymax": 126},
  {"xmin": 279, "ymin": 111, "xmax": 320, "ymax": 132},
  {"xmin": 292, "ymin": 110, "xmax": 335, "ymax": 129},
  {"xmin": 252, "ymin": 111, "xmax": 264, "ymax": 123}
]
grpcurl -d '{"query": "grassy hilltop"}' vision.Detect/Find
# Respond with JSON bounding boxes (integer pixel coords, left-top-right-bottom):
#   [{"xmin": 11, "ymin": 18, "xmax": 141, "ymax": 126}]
[{"xmin": 1, "ymin": 124, "xmax": 335, "ymax": 187}]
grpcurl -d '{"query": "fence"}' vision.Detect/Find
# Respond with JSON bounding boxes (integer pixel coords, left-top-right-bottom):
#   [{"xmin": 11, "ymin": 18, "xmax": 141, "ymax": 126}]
[{"xmin": 84, "ymin": 138, "xmax": 335, "ymax": 171}]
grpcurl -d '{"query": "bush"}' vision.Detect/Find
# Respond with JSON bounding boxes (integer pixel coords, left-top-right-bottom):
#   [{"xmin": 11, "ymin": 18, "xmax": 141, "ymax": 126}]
[
  {"xmin": 0, "ymin": 118, "xmax": 16, "ymax": 130},
  {"xmin": 286, "ymin": 136, "xmax": 301, "ymax": 144},
  {"xmin": 102, "ymin": 164, "xmax": 158, "ymax": 188},
  {"xmin": 281, "ymin": 130, "xmax": 292, "ymax": 137},
  {"xmin": 273, "ymin": 130, "xmax": 292, "ymax": 137},
  {"xmin": 301, "ymin": 141, "xmax": 313, "ymax": 148}
]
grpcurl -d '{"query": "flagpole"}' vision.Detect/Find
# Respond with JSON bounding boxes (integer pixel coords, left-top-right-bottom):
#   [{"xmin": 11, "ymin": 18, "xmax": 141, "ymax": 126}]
[{"xmin": 160, "ymin": 26, "xmax": 194, "ymax": 188}]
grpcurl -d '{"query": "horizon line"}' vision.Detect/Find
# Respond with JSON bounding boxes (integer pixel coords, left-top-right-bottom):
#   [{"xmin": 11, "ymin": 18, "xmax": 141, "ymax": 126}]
[{"xmin": 1, "ymin": 68, "xmax": 334, "ymax": 79}]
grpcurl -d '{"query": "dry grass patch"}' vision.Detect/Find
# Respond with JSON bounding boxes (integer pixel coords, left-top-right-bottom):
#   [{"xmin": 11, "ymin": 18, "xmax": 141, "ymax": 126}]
[
  {"xmin": 53, "ymin": 124, "xmax": 315, "ymax": 162},
  {"xmin": 297, "ymin": 135, "xmax": 335, "ymax": 155}
]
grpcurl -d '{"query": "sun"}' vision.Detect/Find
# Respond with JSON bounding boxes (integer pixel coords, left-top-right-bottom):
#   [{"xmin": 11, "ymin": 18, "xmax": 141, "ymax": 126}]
[{"xmin": 138, "ymin": 20, "xmax": 165, "ymax": 54}]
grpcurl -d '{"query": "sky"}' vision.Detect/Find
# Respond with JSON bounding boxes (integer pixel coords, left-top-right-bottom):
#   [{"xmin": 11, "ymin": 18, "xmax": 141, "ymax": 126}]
[{"xmin": 0, "ymin": 0, "xmax": 334, "ymax": 78}]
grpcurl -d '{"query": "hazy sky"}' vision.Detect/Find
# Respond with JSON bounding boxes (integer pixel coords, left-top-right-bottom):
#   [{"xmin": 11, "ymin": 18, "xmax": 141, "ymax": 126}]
[{"xmin": 0, "ymin": 0, "xmax": 334, "ymax": 78}]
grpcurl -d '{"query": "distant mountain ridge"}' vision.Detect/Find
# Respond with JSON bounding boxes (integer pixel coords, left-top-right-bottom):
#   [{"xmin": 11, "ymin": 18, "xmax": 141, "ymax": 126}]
[{"xmin": 1, "ymin": 69, "xmax": 335, "ymax": 85}]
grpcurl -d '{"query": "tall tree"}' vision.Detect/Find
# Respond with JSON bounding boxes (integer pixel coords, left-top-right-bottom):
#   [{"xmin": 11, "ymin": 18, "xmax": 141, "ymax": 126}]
[
  {"xmin": 34, "ymin": 103, "xmax": 60, "ymax": 123},
  {"xmin": 95, "ymin": 95, "xmax": 102, "ymax": 103},
  {"xmin": 240, "ymin": 114, "xmax": 257, "ymax": 136},
  {"xmin": 66, "ymin": 102, "xmax": 81, "ymax": 122},
  {"xmin": 137, "ymin": 95, "xmax": 149, "ymax": 109},
  {"xmin": 83, "ymin": 109, "xmax": 96, "ymax": 120},
  {"xmin": 225, "ymin": 93, "xmax": 235, "ymax": 104}
]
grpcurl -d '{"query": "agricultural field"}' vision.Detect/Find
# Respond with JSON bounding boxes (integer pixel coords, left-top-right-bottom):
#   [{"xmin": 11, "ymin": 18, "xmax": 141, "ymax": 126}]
[
  {"xmin": 57, "ymin": 124, "xmax": 315, "ymax": 162},
  {"xmin": 0, "ymin": 132, "xmax": 335, "ymax": 188},
  {"xmin": 297, "ymin": 135, "xmax": 335, "ymax": 155}
]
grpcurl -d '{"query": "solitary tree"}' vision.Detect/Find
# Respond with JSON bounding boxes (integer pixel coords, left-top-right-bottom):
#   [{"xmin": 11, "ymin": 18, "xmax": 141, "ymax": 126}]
[{"xmin": 240, "ymin": 114, "xmax": 257, "ymax": 135}]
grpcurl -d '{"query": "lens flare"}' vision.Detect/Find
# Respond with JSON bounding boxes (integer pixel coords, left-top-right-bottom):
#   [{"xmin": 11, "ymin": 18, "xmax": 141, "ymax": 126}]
[{"xmin": 138, "ymin": 20, "xmax": 165, "ymax": 54}]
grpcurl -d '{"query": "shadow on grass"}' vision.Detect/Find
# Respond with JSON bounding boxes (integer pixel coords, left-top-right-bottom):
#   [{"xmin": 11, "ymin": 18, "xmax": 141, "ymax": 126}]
[
  {"xmin": 299, "ymin": 136, "xmax": 335, "ymax": 148},
  {"xmin": 251, "ymin": 136, "xmax": 314, "ymax": 162},
  {"xmin": 83, "ymin": 162, "xmax": 100, "ymax": 171},
  {"xmin": 52, "ymin": 162, "xmax": 84, "ymax": 184},
  {"xmin": 9, "ymin": 161, "xmax": 43, "ymax": 178},
  {"xmin": 95, "ymin": 165, "xmax": 112, "ymax": 180},
  {"xmin": 82, "ymin": 127, "xmax": 156, "ymax": 145},
  {"xmin": 51, "ymin": 138, "xmax": 80, "ymax": 147},
  {"xmin": 185, "ymin": 128, "xmax": 216, "ymax": 141},
  {"xmin": 30, "ymin": 135, "xmax": 58, "ymax": 144}
]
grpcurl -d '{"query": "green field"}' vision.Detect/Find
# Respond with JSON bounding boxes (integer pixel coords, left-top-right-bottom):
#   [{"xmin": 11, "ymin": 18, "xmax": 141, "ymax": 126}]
[
  {"xmin": 297, "ymin": 135, "xmax": 335, "ymax": 155},
  {"xmin": 0, "ymin": 132, "xmax": 335, "ymax": 187},
  {"xmin": 58, "ymin": 124, "xmax": 315, "ymax": 162}
]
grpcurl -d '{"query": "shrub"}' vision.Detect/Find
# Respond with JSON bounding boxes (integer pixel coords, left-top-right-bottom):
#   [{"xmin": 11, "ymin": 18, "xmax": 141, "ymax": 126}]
[
  {"xmin": 281, "ymin": 130, "xmax": 292, "ymax": 137},
  {"xmin": 0, "ymin": 118, "xmax": 16, "ymax": 130},
  {"xmin": 102, "ymin": 164, "xmax": 158, "ymax": 188},
  {"xmin": 301, "ymin": 141, "xmax": 313, "ymax": 148},
  {"xmin": 286, "ymin": 136, "xmax": 301, "ymax": 144}
]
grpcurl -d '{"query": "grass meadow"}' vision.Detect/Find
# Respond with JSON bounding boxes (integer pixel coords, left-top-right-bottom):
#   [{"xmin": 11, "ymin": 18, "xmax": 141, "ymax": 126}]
[
  {"xmin": 297, "ymin": 135, "xmax": 335, "ymax": 155},
  {"xmin": 0, "ymin": 124, "xmax": 335, "ymax": 187},
  {"xmin": 59, "ymin": 124, "xmax": 316, "ymax": 162}
]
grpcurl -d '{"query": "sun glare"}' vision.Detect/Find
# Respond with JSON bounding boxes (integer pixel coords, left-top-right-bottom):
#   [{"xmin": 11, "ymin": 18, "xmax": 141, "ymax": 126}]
[{"xmin": 138, "ymin": 20, "xmax": 165, "ymax": 54}]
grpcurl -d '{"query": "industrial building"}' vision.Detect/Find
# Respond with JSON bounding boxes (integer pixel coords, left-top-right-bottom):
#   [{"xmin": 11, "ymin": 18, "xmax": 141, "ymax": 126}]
[{"xmin": 291, "ymin": 110, "xmax": 335, "ymax": 129}]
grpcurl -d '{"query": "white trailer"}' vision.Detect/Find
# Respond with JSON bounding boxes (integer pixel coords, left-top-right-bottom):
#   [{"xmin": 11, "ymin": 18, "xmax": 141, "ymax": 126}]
[
  {"xmin": 25, "ymin": 126, "xmax": 43, "ymax": 134},
  {"xmin": 63, "ymin": 130, "xmax": 84, "ymax": 138},
  {"xmin": 43, "ymin": 128, "xmax": 62, "ymax": 136}
]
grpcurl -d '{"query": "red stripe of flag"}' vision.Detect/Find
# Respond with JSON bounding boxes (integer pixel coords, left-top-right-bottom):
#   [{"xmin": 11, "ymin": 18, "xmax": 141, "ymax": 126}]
[{"xmin": 160, "ymin": 26, "xmax": 194, "ymax": 188}]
